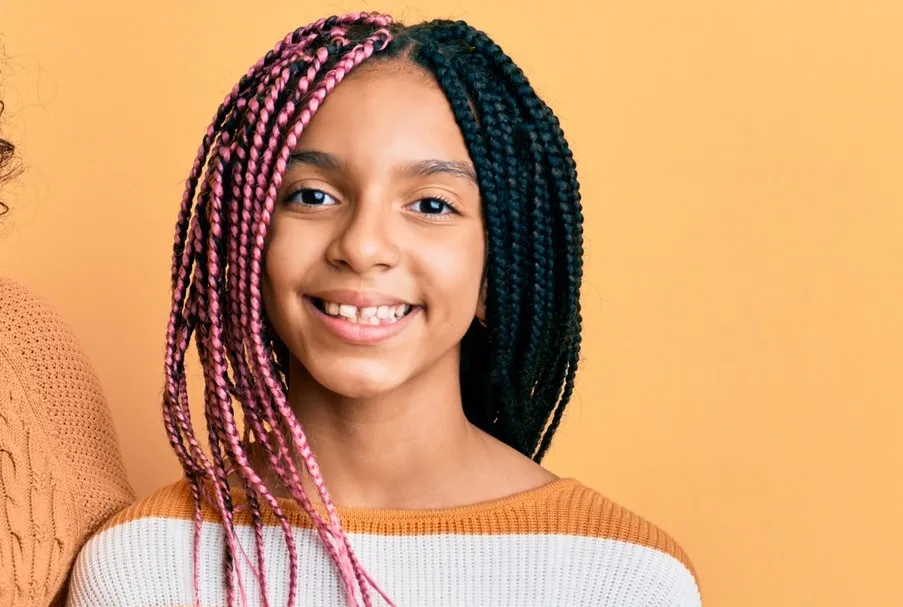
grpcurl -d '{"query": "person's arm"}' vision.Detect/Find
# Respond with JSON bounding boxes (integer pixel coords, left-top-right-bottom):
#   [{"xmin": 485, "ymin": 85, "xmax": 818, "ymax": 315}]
[{"xmin": 0, "ymin": 279, "xmax": 135, "ymax": 605}]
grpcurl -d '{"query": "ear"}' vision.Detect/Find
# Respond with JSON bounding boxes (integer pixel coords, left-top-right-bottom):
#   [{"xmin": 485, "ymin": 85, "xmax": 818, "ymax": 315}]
[{"xmin": 475, "ymin": 280, "xmax": 487, "ymax": 326}]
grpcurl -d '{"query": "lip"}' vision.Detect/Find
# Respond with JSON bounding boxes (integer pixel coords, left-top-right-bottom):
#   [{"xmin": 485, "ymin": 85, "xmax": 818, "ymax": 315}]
[
  {"xmin": 304, "ymin": 296, "xmax": 420, "ymax": 345},
  {"xmin": 307, "ymin": 289, "xmax": 414, "ymax": 308}
]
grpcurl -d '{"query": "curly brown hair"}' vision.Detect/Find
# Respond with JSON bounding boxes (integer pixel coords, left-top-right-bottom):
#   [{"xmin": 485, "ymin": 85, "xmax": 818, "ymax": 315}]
[{"xmin": 0, "ymin": 98, "xmax": 15, "ymax": 217}]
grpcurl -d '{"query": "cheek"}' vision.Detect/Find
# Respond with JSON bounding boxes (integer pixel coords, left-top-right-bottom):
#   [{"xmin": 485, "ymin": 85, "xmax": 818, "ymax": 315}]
[
  {"xmin": 420, "ymin": 228, "xmax": 485, "ymax": 315},
  {"xmin": 262, "ymin": 221, "xmax": 314, "ymax": 327},
  {"xmin": 264, "ymin": 219, "xmax": 317, "ymax": 290},
  {"xmin": 264, "ymin": 236, "xmax": 293, "ymax": 292}
]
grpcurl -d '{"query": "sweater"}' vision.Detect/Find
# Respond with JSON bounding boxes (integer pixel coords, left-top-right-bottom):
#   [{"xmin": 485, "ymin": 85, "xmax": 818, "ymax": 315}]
[
  {"xmin": 69, "ymin": 477, "xmax": 701, "ymax": 606},
  {"xmin": 0, "ymin": 278, "xmax": 135, "ymax": 606}
]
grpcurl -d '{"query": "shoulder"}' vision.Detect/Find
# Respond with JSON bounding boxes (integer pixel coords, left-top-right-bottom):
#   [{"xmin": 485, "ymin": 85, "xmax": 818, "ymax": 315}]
[
  {"xmin": 0, "ymin": 276, "xmax": 43, "ymax": 306},
  {"xmin": 0, "ymin": 278, "xmax": 85, "ymax": 390},
  {"xmin": 0, "ymin": 278, "xmax": 134, "ymax": 604},
  {"xmin": 0, "ymin": 281, "xmax": 80, "ymax": 605},
  {"xmin": 0, "ymin": 277, "xmax": 66, "ymax": 339},
  {"xmin": 0, "ymin": 277, "xmax": 85, "ymax": 403},
  {"xmin": 0, "ymin": 277, "xmax": 96, "ymax": 390},
  {"xmin": 0, "ymin": 276, "xmax": 135, "ymax": 531},
  {"xmin": 68, "ymin": 480, "xmax": 199, "ymax": 606},
  {"xmin": 533, "ymin": 479, "xmax": 702, "ymax": 606},
  {"xmin": 93, "ymin": 478, "xmax": 199, "ymax": 535},
  {"xmin": 0, "ymin": 279, "xmax": 103, "ymax": 390},
  {"xmin": 547, "ymin": 480, "xmax": 696, "ymax": 572}
]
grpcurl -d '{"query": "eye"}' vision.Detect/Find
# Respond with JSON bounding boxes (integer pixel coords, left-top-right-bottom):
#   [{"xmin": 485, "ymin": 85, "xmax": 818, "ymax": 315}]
[
  {"xmin": 285, "ymin": 188, "xmax": 337, "ymax": 207},
  {"xmin": 408, "ymin": 197, "xmax": 458, "ymax": 216}
]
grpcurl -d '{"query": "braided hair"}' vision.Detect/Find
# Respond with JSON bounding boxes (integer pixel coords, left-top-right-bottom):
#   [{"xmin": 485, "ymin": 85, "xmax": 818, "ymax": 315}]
[{"xmin": 164, "ymin": 12, "xmax": 583, "ymax": 607}]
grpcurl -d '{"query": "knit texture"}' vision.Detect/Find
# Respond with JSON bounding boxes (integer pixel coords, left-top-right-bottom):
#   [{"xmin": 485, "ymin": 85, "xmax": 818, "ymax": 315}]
[
  {"xmin": 70, "ymin": 477, "xmax": 701, "ymax": 606},
  {"xmin": 0, "ymin": 278, "xmax": 135, "ymax": 606}
]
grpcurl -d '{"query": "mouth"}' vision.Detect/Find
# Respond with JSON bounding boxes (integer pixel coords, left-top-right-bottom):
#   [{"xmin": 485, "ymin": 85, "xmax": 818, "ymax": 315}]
[{"xmin": 306, "ymin": 296, "xmax": 416, "ymax": 326}]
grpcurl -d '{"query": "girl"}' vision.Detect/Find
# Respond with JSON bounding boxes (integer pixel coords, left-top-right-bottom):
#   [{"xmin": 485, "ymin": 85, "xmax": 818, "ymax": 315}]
[{"xmin": 70, "ymin": 13, "xmax": 701, "ymax": 607}]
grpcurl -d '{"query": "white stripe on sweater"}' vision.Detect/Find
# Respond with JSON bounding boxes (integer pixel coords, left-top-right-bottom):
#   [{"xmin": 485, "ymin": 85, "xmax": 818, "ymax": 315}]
[{"xmin": 69, "ymin": 517, "xmax": 701, "ymax": 606}]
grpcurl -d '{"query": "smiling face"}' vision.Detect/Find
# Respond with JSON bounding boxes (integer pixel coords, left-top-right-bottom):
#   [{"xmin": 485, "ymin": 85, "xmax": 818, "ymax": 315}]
[{"xmin": 262, "ymin": 61, "xmax": 486, "ymax": 400}]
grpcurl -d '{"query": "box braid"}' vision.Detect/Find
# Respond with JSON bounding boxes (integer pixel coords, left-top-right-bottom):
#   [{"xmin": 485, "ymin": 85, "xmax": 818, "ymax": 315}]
[
  {"xmin": 165, "ymin": 13, "xmax": 397, "ymax": 607},
  {"xmin": 163, "ymin": 12, "xmax": 582, "ymax": 607},
  {"xmin": 362, "ymin": 20, "xmax": 585, "ymax": 459}
]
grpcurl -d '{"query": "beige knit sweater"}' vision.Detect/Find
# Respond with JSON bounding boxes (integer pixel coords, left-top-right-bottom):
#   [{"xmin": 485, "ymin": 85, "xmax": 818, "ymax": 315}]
[{"xmin": 0, "ymin": 278, "xmax": 134, "ymax": 606}]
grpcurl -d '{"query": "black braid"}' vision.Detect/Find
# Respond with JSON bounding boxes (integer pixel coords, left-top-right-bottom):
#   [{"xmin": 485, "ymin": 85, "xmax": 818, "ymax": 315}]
[
  {"xmin": 447, "ymin": 51, "xmax": 550, "ymax": 453},
  {"xmin": 405, "ymin": 39, "xmax": 519, "ymax": 445},
  {"xmin": 414, "ymin": 41, "xmax": 535, "ymax": 446},
  {"xmin": 430, "ymin": 22, "xmax": 584, "ymax": 459},
  {"xmin": 292, "ymin": 19, "xmax": 585, "ymax": 461}
]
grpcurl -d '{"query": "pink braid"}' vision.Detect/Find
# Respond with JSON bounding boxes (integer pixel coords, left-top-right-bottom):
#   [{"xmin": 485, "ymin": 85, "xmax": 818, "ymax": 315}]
[
  {"xmin": 221, "ymin": 52, "xmax": 343, "ymax": 607},
  {"xmin": 230, "ymin": 31, "xmax": 387, "ymax": 585},
  {"xmin": 244, "ymin": 26, "xmax": 395, "ymax": 605},
  {"xmin": 219, "ymin": 137, "xmax": 281, "ymax": 606},
  {"xmin": 239, "ymin": 46, "xmax": 340, "ymax": 531},
  {"xmin": 219, "ymin": 50, "xmax": 353, "ymax": 602},
  {"xmin": 235, "ymin": 16, "xmax": 398, "ymax": 600},
  {"xmin": 165, "ymin": 11, "xmax": 399, "ymax": 607},
  {"xmin": 231, "ymin": 33, "xmax": 347, "ymax": 571},
  {"xmin": 166, "ymin": 150, "xmax": 264, "ymax": 605},
  {"xmin": 163, "ymin": 24, "xmax": 326, "ymax": 606},
  {"xmin": 203, "ymin": 145, "xmax": 304, "ymax": 606},
  {"xmin": 188, "ymin": 201, "xmax": 248, "ymax": 605},
  {"xmin": 206, "ymin": 131, "xmax": 315, "ymax": 605}
]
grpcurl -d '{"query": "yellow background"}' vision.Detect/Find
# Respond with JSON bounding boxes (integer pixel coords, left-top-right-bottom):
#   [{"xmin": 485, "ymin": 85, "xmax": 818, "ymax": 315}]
[{"xmin": 2, "ymin": 1, "xmax": 902, "ymax": 605}]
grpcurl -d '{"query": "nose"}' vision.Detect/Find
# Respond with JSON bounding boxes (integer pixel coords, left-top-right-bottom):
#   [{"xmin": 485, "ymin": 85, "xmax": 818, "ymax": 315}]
[{"xmin": 325, "ymin": 200, "xmax": 400, "ymax": 273}]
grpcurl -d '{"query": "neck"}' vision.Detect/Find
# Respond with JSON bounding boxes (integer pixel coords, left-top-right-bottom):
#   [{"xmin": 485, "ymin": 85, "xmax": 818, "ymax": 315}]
[{"xmin": 283, "ymin": 355, "xmax": 493, "ymax": 509}]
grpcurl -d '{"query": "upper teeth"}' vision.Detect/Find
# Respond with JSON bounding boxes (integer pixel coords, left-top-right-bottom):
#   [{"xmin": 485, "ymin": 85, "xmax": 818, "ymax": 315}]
[{"xmin": 322, "ymin": 300, "xmax": 411, "ymax": 324}]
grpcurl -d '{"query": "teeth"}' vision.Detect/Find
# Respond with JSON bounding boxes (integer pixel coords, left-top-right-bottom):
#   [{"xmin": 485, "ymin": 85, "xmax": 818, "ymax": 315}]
[{"xmin": 318, "ymin": 299, "xmax": 412, "ymax": 325}]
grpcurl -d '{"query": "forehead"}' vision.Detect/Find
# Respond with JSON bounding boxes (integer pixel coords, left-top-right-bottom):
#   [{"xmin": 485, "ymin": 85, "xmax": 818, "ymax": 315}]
[{"xmin": 293, "ymin": 61, "xmax": 472, "ymax": 167}]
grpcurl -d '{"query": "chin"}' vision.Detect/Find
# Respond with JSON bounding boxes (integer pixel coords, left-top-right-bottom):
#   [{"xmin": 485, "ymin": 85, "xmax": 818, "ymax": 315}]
[{"xmin": 305, "ymin": 359, "xmax": 407, "ymax": 400}]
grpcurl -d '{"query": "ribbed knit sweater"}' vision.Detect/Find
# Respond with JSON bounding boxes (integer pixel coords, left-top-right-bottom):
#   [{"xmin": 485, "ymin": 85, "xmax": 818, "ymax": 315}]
[
  {"xmin": 70, "ymin": 476, "xmax": 701, "ymax": 606},
  {"xmin": 0, "ymin": 278, "xmax": 135, "ymax": 606}
]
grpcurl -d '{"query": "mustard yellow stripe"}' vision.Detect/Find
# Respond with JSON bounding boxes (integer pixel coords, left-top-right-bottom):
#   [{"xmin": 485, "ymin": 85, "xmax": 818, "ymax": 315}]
[{"xmin": 103, "ymin": 479, "xmax": 695, "ymax": 576}]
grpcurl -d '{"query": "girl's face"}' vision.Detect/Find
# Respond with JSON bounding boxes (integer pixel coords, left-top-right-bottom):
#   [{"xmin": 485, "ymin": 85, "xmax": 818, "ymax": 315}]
[{"xmin": 263, "ymin": 62, "xmax": 486, "ymax": 400}]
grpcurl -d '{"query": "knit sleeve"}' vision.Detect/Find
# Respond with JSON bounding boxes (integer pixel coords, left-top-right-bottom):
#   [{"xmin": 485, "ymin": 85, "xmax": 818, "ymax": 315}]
[
  {"xmin": 0, "ymin": 278, "xmax": 135, "ymax": 605},
  {"xmin": 1, "ymin": 337, "xmax": 75, "ymax": 605}
]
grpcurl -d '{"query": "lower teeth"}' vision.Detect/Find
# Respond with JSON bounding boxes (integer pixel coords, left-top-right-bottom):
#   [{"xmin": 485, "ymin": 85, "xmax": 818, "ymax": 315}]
[{"xmin": 336, "ymin": 315, "xmax": 402, "ymax": 325}]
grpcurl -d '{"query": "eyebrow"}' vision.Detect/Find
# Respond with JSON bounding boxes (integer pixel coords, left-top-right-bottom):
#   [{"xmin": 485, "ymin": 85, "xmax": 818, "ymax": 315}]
[
  {"xmin": 289, "ymin": 150, "xmax": 479, "ymax": 187},
  {"xmin": 289, "ymin": 150, "xmax": 343, "ymax": 171}
]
